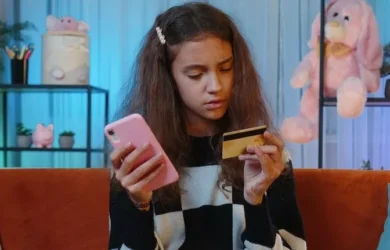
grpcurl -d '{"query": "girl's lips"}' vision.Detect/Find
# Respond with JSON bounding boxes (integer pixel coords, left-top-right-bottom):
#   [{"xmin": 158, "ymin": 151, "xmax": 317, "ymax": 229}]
[{"xmin": 205, "ymin": 100, "xmax": 225, "ymax": 109}]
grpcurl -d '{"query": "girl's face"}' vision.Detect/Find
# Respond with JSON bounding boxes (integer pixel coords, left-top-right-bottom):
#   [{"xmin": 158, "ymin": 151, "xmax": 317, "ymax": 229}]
[{"xmin": 171, "ymin": 36, "xmax": 234, "ymax": 133}]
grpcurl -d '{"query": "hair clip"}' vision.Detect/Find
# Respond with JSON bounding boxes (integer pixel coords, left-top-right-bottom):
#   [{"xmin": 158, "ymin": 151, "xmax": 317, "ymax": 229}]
[{"xmin": 155, "ymin": 26, "xmax": 166, "ymax": 45}]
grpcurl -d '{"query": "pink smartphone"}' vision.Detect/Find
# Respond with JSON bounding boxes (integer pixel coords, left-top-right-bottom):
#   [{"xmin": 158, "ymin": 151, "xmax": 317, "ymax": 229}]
[{"xmin": 104, "ymin": 113, "xmax": 179, "ymax": 191}]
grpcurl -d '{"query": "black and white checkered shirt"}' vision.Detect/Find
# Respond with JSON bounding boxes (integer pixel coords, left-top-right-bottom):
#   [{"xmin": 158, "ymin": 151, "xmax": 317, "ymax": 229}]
[{"xmin": 109, "ymin": 135, "xmax": 306, "ymax": 250}]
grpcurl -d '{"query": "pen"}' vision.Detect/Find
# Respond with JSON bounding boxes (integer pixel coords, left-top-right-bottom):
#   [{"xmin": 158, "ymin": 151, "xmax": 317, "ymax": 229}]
[
  {"xmin": 18, "ymin": 46, "xmax": 27, "ymax": 60},
  {"xmin": 5, "ymin": 46, "xmax": 15, "ymax": 59},
  {"xmin": 24, "ymin": 48, "xmax": 34, "ymax": 60}
]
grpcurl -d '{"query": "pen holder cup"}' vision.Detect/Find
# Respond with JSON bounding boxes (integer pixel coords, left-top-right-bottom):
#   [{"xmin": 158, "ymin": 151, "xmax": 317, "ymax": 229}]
[{"xmin": 11, "ymin": 59, "xmax": 29, "ymax": 85}]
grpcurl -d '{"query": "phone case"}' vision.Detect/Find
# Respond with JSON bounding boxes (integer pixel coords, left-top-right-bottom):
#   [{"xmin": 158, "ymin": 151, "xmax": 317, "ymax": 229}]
[{"xmin": 104, "ymin": 113, "xmax": 179, "ymax": 191}]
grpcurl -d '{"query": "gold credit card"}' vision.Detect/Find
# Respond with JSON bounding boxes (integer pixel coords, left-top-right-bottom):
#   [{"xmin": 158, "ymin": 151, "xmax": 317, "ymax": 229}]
[{"xmin": 222, "ymin": 125, "xmax": 267, "ymax": 159}]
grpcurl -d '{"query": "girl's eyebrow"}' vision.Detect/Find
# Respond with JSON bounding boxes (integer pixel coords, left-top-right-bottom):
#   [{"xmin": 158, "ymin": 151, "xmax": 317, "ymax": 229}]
[
  {"xmin": 217, "ymin": 56, "xmax": 233, "ymax": 65},
  {"xmin": 182, "ymin": 56, "xmax": 233, "ymax": 72}
]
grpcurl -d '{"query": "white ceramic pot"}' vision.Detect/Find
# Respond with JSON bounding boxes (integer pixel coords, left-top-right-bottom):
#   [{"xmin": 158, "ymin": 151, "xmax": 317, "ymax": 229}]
[
  {"xmin": 17, "ymin": 135, "xmax": 32, "ymax": 148},
  {"xmin": 59, "ymin": 136, "xmax": 74, "ymax": 148}
]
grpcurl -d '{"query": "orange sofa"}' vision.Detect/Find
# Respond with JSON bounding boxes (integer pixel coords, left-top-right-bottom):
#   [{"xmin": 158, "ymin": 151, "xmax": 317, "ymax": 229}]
[
  {"xmin": 0, "ymin": 168, "xmax": 388, "ymax": 250},
  {"xmin": 295, "ymin": 169, "xmax": 389, "ymax": 250},
  {"xmin": 0, "ymin": 168, "xmax": 110, "ymax": 250}
]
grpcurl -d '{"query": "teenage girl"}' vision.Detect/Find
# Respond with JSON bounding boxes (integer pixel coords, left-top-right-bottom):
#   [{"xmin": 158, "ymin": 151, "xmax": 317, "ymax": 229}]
[{"xmin": 109, "ymin": 2, "xmax": 306, "ymax": 250}]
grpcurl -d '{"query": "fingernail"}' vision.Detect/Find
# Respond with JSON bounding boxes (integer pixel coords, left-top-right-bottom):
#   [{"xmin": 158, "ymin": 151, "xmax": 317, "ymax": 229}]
[
  {"xmin": 155, "ymin": 152, "xmax": 163, "ymax": 158},
  {"xmin": 143, "ymin": 142, "xmax": 150, "ymax": 148},
  {"xmin": 126, "ymin": 142, "xmax": 132, "ymax": 147}
]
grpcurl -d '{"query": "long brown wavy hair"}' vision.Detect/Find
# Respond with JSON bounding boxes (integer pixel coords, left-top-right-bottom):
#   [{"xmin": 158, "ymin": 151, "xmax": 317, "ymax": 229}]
[{"xmin": 114, "ymin": 2, "xmax": 277, "ymax": 204}]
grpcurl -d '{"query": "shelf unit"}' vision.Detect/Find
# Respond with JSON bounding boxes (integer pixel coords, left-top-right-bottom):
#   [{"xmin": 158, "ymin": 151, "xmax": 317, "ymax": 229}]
[
  {"xmin": 317, "ymin": 0, "xmax": 390, "ymax": 168},
  {"xmin": 0, "ymin": 83, "xmax": 109, "ymax": 168},
  {"xmin": 323, "ymin": 97, "xmax": 390, "ymax": 107},
  {"xmin": 318, "ymin": 97, "xmax": 390, "ymax": 169}
]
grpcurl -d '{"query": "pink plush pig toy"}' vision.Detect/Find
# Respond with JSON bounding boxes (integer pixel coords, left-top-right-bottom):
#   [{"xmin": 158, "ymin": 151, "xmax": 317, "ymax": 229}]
[
  {"xmin": 32, "ymin": 124, "xmax": 54, "ymax": 148},
  {"xmin": 280, "ymin": 0, "xmax": 383, "ymax": 143},
  {"xmin": 46, "ymin": 15, "xmax": 89, "ymax": 33}
]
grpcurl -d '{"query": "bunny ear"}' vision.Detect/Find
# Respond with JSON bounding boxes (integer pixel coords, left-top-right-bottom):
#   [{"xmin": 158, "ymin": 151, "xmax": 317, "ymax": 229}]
[
  {"xmin": 308, "ymin": 13, "xmax": 321, "ymax": 49},
  {"xmin": 308, "ymin": 1, "xmax": 337, "ymax": 49},
  {"xmin": 356, "ymin": 1, "xmax": 383, "ymax": 70}
]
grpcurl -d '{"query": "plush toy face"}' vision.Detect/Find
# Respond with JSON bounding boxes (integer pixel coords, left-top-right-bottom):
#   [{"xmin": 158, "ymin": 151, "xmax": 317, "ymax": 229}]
[
  {"xmin": 59, "ymin": 16, "xmax": 79, "ymax": 31},
  {"xmin": 46, "ymin": 15, "xmax": 89, "ymax": 33},
  {"xmin": 325, "ymin": 0, "xmax": 363, "ymax": 47},
  {"xmin": 309, "ymin": 0, "xmax": 382, "ymax": 69}
]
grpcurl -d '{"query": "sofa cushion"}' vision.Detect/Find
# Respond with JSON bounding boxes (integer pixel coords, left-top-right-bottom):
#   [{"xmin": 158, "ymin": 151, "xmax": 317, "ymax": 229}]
[
  {"xmin": 294, "ymin": 169, "xmax": 390, "ymax": 250},
  {"xmin": 0, "ymin": 168, "xmax": 110, "ymax": 250},
  {"xmin": 377, "ymin": 184, "xmax": 390, "ymax": 250}
]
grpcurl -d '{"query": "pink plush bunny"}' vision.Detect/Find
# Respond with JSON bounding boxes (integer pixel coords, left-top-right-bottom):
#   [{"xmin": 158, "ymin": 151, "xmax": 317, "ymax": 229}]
[
  {"xmin": 32, "ymin": 124, "xmax": 54, "ymax": 148},
  {"xmin": 280, "ymin": 0, "xmax": 383, "ymax": 143},
  {"xmin": 46, "ymin": 15, "xmax": 89, "ymax": 33}
]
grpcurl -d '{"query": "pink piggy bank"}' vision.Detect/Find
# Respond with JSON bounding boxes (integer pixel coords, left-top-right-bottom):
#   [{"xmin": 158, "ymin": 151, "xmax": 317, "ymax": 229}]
[
  {"xmin": 32, "ymin": 124, "xmax": 54, "ymax": 148},
  {"xmin": 46, "ymin": 15, "xmax": 89, "ymax": 33}
]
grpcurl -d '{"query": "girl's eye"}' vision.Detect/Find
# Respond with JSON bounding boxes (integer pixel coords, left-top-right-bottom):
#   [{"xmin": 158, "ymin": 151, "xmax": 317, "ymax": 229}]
[
  {"xmin": 188, "ymin": 74, "xmax": 202, "ymax": 80},
  {"xmin": 220, "ymin": 67, "xmax": 232, "ymax": 72},
  {"xmin": 344, "ymin": 16, "xmax": 349, "ymax": 21},
  {"xmin": 333, "ymin": 12, "xmax": 338, "ymax": 17}
]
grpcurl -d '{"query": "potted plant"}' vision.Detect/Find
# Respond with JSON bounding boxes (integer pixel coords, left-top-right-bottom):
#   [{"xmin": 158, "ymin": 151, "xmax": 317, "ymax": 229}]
[
  {"xmin": 361, "ymin": 159, "xmax": 372, "ymax": 170},
  {"xmin": 0, "ymin": 20, "xmax": 36, "ymax": 72},
  {"xmin": 361, "ymin": 159, "xmax": 385, "ymax": 170},
  {"xmin": 380, "ymin": 43, "xmax": 390, "ymax": 98},
  {"xmin": 16, "ymin": 123, "xmax": 32, "ymax": 148},
  {"xmin": 59, "ymin": 131, "xmax": 75, "ymax": 148}
]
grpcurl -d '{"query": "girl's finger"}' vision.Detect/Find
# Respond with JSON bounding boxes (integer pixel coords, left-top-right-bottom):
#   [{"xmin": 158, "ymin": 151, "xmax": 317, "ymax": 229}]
[
  {"xmin": 247, "ymin": 145, "xmax": 277, "ymax": 154},
  {"xmin": 261, "ymin": 145, "xmax": 280, "ymax": 162},
  {"xmin": 247, "ymin": 145, "xmax": 280, "ymax": 162},
  {"xmin": 116, "ymin": 143, "xmax": 150, "ymax": 180},
  {"xmin": 238, "ymin": 154, "xmax": 258, "ymax": 161},
  {"xmin": 127, "ymin": 164, "xmax": 165, "ymax": 193},
  {"xmin": 121, "ymin": 152, "xmax": 164, "ymax": 186},
  {"xmin": 264, "ymin": 131, "xmax": 284, "ymax": 151},
  {"xmin": 253, "ymin": 146, "xmax": 273, "ymax": 171},
  {"xmin": 110, "ymin": 143, "xmax": 135, "ymax": 170}
]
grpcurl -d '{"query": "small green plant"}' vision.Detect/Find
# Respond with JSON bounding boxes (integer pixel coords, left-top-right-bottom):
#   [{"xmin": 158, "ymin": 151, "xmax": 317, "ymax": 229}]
[
  {"xmin": 361, "ymin": 159, "xmax": 386, "ymax": 170},
  {"xmin": 60, "ymin": 131, "xmax": 75, "ymax": 136},
  {"xmin": 361, "ymin": 160, "xmax": 372, "ymax": 170},
  {"xmin": 16, "ymin": 123, "xmax": 32, "ymax": 136},
  {"xmin": 380, "ymin": 42, "xmax": 390, "ymax": 77}
]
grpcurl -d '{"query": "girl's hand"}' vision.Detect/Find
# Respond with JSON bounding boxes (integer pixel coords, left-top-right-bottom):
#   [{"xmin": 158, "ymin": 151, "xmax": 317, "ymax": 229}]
[
  {"xmin": 110, "ymin": 142, "xmax": 165, "ymax": 207},
  {"xmin": 238, "ymin": 131, "xmax": 285, "ymax": 205}
]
